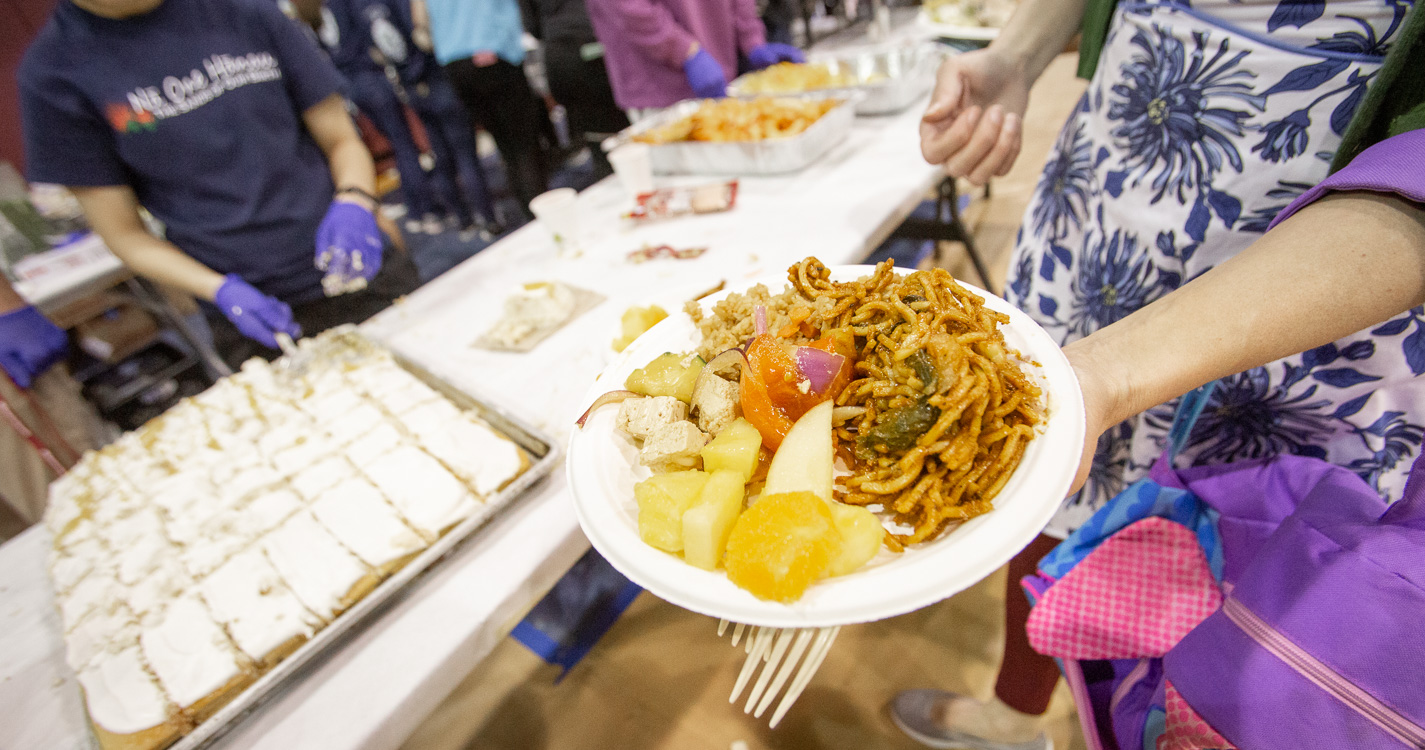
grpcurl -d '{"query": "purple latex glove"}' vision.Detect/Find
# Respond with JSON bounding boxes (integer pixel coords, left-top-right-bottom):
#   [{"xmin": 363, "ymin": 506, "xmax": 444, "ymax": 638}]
[
  {"xmin": 214, "ymin": 275, "xmax": 300, "ymax": 349},
  {"xmin": 315, "ymin": 200, "xmax": 383, "ymax": 293},
  {"xmin": 0, "ymin": 306, "xmax": 68, "ymax": 389},
  {"xmin": 746, "ymin": 43, "xmax": 805, "ymax": 70},
  {"xmin": 683, "ymin": 49, "xmax": 727, "ymax": 99}
]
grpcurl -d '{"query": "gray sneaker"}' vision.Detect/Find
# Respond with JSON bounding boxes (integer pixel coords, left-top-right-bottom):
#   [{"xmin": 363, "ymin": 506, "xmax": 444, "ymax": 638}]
[{"xmin": 890, "ymin": 690, "xmax": 1052, "ymax": 750}]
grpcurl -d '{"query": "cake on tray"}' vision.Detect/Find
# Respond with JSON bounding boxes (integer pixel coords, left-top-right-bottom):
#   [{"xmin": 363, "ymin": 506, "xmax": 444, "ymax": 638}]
[{"xmin": 43, "ymin": 328, "xmax": 530, "ymax": 750}]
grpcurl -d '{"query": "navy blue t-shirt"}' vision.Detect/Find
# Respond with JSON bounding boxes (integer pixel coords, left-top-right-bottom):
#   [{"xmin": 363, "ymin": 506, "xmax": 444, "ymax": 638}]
[
  {"xmin": 19, "ymin": 0, "xmax": 346, "ymax": 304},
  {"xmin": 320, "ymin": 0, "xmax": 385, "ymax": 77},
  {"xmin": 362, "ymin": 0, "xmax": 436, "ymax": 85}
]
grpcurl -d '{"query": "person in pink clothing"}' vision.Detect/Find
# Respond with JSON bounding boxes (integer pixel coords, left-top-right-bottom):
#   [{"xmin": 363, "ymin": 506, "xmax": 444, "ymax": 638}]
[{"xmin": 584, "ymin": 0, "xmax": 803, "ymax": 110}]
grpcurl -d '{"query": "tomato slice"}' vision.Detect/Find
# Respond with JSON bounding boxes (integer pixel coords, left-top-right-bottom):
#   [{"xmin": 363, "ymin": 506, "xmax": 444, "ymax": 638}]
[
  {"xmin": 739, "ymin": 364, "xmax": 794, "ymax": 452},
  {"xmin": 739, "ymin": 333, "xmax": 853, "ymax": 451}
]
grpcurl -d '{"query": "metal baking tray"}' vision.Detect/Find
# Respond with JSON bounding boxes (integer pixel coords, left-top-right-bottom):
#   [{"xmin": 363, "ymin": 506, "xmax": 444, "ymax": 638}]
[
  {"xmin": 165, "ymin": 328, "xmax": 560, "ymax": 750},
  {"xmin": 600, "ymin": 93, "xmax": 857, "ymax": 176},
  {"xmin": 727, "ymin": 44, "xmax": 942, "ymax": 116}
]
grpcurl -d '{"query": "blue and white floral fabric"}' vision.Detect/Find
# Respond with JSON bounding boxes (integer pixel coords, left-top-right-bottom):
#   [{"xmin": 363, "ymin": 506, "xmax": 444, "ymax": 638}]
[{"xmin": 1008, "ymin": 0, "xmax": 1419, "ymax": 538}]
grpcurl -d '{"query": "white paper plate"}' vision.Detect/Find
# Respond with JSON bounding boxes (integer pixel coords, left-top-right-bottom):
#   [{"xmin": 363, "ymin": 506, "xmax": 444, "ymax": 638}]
[
  {"xmin": 567, "ymin": 266, "xmax": 1083, "ymax": 628},
  {"xmin": 915, "ymin": 9, "xmax": 1002, "ymax": 40}
]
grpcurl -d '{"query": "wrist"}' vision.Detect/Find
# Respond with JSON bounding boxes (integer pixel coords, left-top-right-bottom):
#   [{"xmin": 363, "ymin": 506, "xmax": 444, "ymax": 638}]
[
  {"xmin": 1062, "ymin": 333, "xmax": 1136, "ymax": 439},
  {"xmin": 982, "ymin": 41, "xmax": 1033, "ymax": 86},
  {"xmin": 335, "ymin": 186, "xmax": 378, "ymax": 212}
]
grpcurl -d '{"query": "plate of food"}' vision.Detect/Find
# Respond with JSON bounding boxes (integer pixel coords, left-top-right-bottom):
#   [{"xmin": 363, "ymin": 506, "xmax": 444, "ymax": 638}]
[
  {"xmin": 916, "ymin": 0, "xmax": 1018, "ymax": 40},
  {"xmin": 567, "ymin": 258, "xmax": 1083, "ymax": 628}
]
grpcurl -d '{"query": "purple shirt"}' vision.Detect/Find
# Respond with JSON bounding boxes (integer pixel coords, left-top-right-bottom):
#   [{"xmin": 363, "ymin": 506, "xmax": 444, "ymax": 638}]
[
  {"xmin": 585, "ymin": 0, "xmax": 765, "ymax": 109},
  {"xmin": 1270, "ymin": 129, "xmax": 1425, "ymax": 229}
]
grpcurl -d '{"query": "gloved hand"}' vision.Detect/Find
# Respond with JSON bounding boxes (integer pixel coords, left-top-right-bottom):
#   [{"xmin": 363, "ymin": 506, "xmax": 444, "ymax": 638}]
[
  {"xmin": 214, "ymin": 275, "xmax": 301, "ymax": 349},
  {"xmin": 683, "ymin": 48, "xmax": 727, "ymax": 99},
  {"xmin": 315, "ymin": 200, "xmax": 383, "ymax": 295},
  {"xmin": 0, "ymin": 306, "xmax": 69, "ymax": 389},
  {"xmin": 746, "ymin": 42, "xmax": 805, "ymax": 70}
]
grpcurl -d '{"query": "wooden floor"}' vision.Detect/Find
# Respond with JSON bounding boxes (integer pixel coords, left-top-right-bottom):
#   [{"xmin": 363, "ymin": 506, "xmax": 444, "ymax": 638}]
[{"xmin": 400, "ymin": 53, "xmax": 1089, "ymax": 750}]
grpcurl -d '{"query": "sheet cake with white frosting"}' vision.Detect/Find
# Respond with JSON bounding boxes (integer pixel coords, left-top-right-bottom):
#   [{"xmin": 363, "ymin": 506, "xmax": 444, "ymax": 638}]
[{"xmin": 43, "ymin": 328, "xmax": 530, "ymax": 750}]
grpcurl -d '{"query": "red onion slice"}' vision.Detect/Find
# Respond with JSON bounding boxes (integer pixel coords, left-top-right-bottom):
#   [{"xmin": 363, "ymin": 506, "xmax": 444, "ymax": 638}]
[
  {"xmin": 691, "ymin": 348, "xmax": 748, "ymax": 403},
  {"xmin": 754, "ymin": 305, "xmax": 768, "ymax": 336},
  {"xmin": 575, "ymin": 390, "xmax": 639, "ymax": 428},
  {"xmin": 794, "ymin": 346, "xmax": 847, "ymax": 395}
]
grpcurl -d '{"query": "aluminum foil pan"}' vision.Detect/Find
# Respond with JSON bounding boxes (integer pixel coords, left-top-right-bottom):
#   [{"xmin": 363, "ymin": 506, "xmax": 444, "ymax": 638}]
[
  {"xmin": 601, "ymin": 94, "xmax": 856, "ymax": 176},
  {"xmin": 728, "ymin": 44, "xmax": 943, "ymax": 116},
  {"xmin": 166, "ymin": 327, "xmax": 559, "ymax": 750}
]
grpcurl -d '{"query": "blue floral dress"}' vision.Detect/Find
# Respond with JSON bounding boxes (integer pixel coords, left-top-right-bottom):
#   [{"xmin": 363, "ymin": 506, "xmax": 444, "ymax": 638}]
[{"xmin": 1006, "ymin": 0, "xmax": 1420, "ymax": 538}]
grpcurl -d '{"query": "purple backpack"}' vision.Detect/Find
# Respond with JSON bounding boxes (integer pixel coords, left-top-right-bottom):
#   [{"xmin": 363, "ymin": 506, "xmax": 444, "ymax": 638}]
[{"xmin": 1025, "ymin": 384, "xmax": 1425, "ymax": 749}]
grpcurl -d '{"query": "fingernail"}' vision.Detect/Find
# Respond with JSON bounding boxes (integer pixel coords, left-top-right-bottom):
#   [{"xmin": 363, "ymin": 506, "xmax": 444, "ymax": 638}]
[
  {"xmin": 987, "ymin": 105, "xmax": 1003, "ymax": 125},
  {"xmin": 1005, "ymin": 113, "xmax": 1021, "ymax": 132}
]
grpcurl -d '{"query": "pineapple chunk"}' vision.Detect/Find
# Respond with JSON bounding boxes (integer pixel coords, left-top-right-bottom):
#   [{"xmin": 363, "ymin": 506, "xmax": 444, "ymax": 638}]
[
  {"xmin": 682, "ymin": 470, "xmax": 745, "ymax": 570},
  {"xmin": 626, "ymin": 352, "xmax": 705, "ymax": 403},
  {"xmin": 826, "ymin": 503, "xmax": 883, "ymax": 577},
  {"xmin": 612, "ymin": 305, "xmax": 668, "ymax": 352},
  {"xmin": 633, "ymin": 470, "xmax": 709, "ymax": 552},
  {"xmin": 700, "ymin": 419, "xmax": 762, "ymax": 482}
]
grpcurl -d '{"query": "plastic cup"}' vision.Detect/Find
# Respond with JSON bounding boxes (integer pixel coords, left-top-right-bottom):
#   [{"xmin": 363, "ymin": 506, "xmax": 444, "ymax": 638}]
[
  {"xmin": 608, "ymin": 143, "xmax": 654, "ymax": 197},
  {"xmin": 529, "ymin": 188, "xmax": 581, "ymax": 253}
]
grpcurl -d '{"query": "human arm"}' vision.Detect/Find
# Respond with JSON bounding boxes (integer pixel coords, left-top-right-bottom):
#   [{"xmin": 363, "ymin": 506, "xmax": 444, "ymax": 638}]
[
  {"xmin": 584, "ymin": 0, "xmax": 698, "ymax": 70},
  {"xmin": 1064, "ymin": 192, "xmax": 1425, "ymax": 493},
  {"xmin": 731, "ymin": 0, "xmax": 767, "ymax": 54},
  {"xmin": 69, "ymin": 185, "xmax": 299, "ymax": 348},
  {"xmin": 71, "ymin": 185, "xmax": 225, "ymax": 301},
  {"xmin": 919, "ymin": 0, "xmax": 1087, "ymax": 185},
  {"xmin": 305, "ymin": 93, "xmax": 377, "ymax": 205},
  {"xmin": 408, "ymin": 0, "xmax": 433, "ymax": 51}
]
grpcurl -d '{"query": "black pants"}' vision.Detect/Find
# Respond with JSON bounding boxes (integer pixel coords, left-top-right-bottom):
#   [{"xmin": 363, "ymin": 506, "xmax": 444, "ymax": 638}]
[
  {"xmin": 205, "ymin": 247, "xmax": 420, "ymax": 371},
  {"xmin": 543, "ymin": 43, "xmax": 630, "ymax": 181},
  {"xmin": 443, "ymin": 58, "xmax": 551, "ymax": 220}
]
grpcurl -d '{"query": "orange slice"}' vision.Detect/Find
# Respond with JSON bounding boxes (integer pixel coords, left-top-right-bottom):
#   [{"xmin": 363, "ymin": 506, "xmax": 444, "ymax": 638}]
[{"xmin": 724, "ymin": 491, "xmax": 839, "ymax": 602}]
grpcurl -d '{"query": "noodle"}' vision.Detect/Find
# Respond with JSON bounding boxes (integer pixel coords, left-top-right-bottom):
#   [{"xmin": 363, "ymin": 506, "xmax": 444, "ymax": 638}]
[{"xmin": 697, "ymin": 257, "xmax": 1043, "ymax": 547}]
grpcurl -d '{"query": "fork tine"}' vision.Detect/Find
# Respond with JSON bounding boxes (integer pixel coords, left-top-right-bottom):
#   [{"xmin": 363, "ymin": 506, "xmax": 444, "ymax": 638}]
[
  {"xmin": 744, "ymin": 628, "xmax": 794, "ymax": 714},
  {"xmin": 744, "ymin": 625, "xmax": 761, "ymax": 654},
  {"xmin": 768, "ymin": 626, "xmax": 839, "ymax": 729},
  {"xmin": 718, "ymin": 619, "xmax": 729, "ymax": 637},
  {"xmin": 729, "ymin": 627, "xmax": 774, "ymax": 704},
  {"xmin": 730, "ymin": 622, "xmax": 746, "ymax": 646},
  {"xmin": 753, "ymin": 628, "xmax": 814, "ymax": 718}
]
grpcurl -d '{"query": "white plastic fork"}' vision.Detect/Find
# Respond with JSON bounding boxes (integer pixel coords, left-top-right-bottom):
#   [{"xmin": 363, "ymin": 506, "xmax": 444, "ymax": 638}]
[{"xmin": 719, "ymin": 619, "xmax": 841, "ymax": 728}]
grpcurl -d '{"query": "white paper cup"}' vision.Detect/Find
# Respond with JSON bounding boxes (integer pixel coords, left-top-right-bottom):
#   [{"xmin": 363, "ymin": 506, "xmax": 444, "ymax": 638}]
[
  {"xmin": 608, "ymin": 143, "xmax": 654, "ymax": 197},
  {"xmin": 529, "ymin": 188, "xmax": 581, "ymax": 252}
]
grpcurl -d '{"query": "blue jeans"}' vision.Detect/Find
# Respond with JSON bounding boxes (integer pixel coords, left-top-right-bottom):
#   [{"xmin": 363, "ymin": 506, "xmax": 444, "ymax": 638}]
[{"xmin": 407, "ymin": 71, "xmax": 497, "ymax": 227}]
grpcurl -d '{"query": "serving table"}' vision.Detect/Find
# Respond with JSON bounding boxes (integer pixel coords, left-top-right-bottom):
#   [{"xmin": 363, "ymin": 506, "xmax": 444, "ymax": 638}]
[{"xmin": 0, "ymin": 87, "xmax": 954, "ymax": 750}]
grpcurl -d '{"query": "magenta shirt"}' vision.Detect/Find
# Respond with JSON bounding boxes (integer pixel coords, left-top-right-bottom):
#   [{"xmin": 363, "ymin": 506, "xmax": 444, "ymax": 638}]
[
  {"xmin": 585, "ymin": 0, "xmax": 766, "ymax": 109},
  {"xmin": 1270, "ymin": 129, "xmax": 1425, "ymax": 229}
]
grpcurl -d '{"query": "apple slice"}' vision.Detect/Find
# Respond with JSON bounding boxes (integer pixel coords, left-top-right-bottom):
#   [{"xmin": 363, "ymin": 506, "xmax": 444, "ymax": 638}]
[{"xmin": 762, "ymin": 399, "xmax": 833, "ymax": 503}]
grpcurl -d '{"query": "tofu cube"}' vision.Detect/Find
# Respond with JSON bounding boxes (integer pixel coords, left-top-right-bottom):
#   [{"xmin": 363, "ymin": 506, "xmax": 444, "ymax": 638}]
[
  {"xmin": 616, "ymin": 396, "xmax": 688, "ymax": 440},
  {"xmin": 640, "ymin": 421, "xmax": 710, "ymax": 470},
  {"xmin": 691, "ymin": 374, "xmax": 739, "ymax": 436}
]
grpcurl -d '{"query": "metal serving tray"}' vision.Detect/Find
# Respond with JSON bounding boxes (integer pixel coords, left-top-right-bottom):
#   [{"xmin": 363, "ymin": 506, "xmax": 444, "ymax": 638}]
[
  {"xmin": 601, "ymin": 93, "xmax": 856, "ymax": 176},
  {"xmin": 727, "ymin": 44, "xmax": 942, "ymax": 116},
  {"xmin": 166, "ymin": 329, "xmax": 560, "ymax": 750}
]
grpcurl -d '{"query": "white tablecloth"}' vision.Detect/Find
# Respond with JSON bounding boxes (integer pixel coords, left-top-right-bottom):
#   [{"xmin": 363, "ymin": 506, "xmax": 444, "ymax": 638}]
[{"xmin": 0, "ymin": 96, "xmax": 943, "ymax": 750}]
